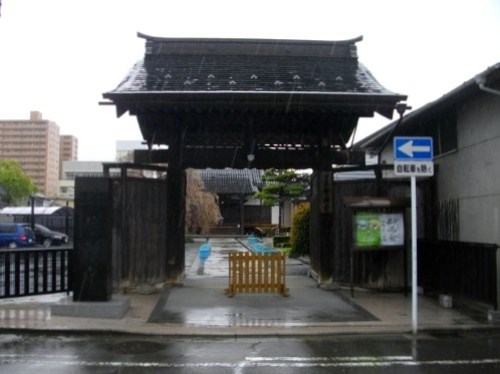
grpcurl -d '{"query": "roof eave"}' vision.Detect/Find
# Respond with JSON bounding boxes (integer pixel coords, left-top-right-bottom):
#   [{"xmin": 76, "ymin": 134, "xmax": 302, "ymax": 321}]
[
  {"xmin": 355, "ymin": 62, "xmax": 500, "ymax": 148},
  {"xmin": 103, "ymin": 91, "xmax": 406, "ymax": 118}
]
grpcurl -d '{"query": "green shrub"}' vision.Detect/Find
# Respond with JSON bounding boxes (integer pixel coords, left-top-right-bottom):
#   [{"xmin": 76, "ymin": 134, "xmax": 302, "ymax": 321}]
[
  {"xmin": 279, "ymin": 246, "xmax": 292, "ymax": 255},
  {"xmin": 290, "ymin": 203, "xmax": 310, "ymax": 257}
]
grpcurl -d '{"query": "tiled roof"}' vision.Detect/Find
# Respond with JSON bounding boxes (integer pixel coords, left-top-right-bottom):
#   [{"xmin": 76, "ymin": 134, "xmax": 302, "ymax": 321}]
[
  {"xmin": 355, "ymin": 62, "xmax": 500, "ymax": 149},
  {"xmin": 110, "ymin": 34, "xmax": 399, "ymax": 96},
  {"xmin": 201, "ymin": 168, "xmax": 263, "ymax": 195},
  {"xmin": 103, "ymin": 34, "xmax": 407, "ymax": 162}
]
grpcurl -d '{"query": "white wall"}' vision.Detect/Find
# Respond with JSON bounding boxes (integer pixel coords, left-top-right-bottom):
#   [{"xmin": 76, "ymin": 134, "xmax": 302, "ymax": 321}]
[
  {"xmin": 377, "ymin": 92, "xmax": 500, "ymax": 245},
  {"xmin": 437, "ymin": 93, "xmax": 500, "ymax": 245},
  {"xmin": 271, "ymin": 206, "xmax": 280, "ymax": 225},
  {"xmin": 244, "ymin": 197, "xmax": 262, "ymax": 206}
]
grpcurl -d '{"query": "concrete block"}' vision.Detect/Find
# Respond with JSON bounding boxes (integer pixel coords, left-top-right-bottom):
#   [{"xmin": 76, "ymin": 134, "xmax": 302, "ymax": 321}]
[
  {"xmin": 51, "ymin": 295, "xmax": 130, "ymax": 319},
  {"xmin": 488, "ymin": 310, "xmax": 500, "ymax": 324},
  {"xmin": 137, "ymin": 285, "xmax": 159, "ymax": 295},
  {"xmin": 439, "ymin": 294, "xmax": 453, "ymax": 309}
]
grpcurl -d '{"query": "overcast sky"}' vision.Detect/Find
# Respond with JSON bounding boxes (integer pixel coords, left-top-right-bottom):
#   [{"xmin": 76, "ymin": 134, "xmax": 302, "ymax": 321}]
[{"xmin": 1, "ymin": 0, "xmax": 499, "ymax": 161}]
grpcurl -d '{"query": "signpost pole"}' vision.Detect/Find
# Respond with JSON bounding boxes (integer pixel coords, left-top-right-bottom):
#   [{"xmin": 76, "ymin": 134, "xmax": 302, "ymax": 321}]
[
  {"xmin": 411, "ymin": 175, "xmax": 418, "ymax": 334},
  {"xmin": 394, "ymin": 136, "xmax": 434, "ymax": 335},
  {"xmin": 393, "ymin": 136, "xmax": 434, "ymax": 334}
]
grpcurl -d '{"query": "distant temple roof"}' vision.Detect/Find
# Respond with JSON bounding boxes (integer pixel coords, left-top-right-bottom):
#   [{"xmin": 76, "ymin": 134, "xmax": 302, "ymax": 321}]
[{"xmin": 201, "ymin": 169, "xmax": 263, "ymax": 195}]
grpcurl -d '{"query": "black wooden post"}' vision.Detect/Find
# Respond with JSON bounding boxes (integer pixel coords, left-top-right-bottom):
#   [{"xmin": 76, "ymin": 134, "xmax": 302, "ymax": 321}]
[
  {"xmin": 120, "ymin": 165, "xmax": 128, "ymax": 287},
  {"xmin": 310, "ymin": 170, "xmax": 335, "ymax": 284},
  {"xmin": 310, "ymin": 127, "xmax": 335, "ymax": 284},
  {"xmin": 73, "ymin": 177, "xmax": 112, "ymax": 301},
  {"xmin": 30, "ymin": 195, "xmax": 35, "ymax": 232},
  {"xmin": 165, "ymin": 119, "xmax": 186, "ymax": 281}
]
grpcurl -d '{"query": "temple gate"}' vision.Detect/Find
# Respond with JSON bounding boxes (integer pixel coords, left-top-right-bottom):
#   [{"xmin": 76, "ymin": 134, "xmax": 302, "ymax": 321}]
[{"xmin": 98, "ymin": 33, "xmax": 405, "ymax": 288}]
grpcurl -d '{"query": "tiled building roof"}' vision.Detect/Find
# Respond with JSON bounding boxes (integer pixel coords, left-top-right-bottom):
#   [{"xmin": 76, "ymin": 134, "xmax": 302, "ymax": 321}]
[
  {"xmin": 112, "ymin": 34, "xmax": 397, "ymax": 97},
  {"xmin": 355, "ymin": 62, "xmax": 500, "ymax": 149},
  {"xmin": 103, "ymin": 34, "xmax": 407, "ymax": 169},
  {"xmin": 201, "ymin": 168, "xmax": 263, "ymax": 195}
]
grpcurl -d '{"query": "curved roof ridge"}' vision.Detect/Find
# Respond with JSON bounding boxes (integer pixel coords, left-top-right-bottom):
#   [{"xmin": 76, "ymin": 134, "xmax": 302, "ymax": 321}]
[{"xmin": 137, "ymin": 32, "xmax": 363, "ymax": 45}]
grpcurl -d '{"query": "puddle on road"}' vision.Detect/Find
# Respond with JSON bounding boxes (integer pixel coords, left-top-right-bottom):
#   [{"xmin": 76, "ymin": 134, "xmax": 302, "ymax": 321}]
[
  {"xmin": 0, "ymin": 307, "xmax": 51, "ymax": 328},
  {"xmin": 107, "ymin": 341, "xmax": 165, "ymax": 355}
]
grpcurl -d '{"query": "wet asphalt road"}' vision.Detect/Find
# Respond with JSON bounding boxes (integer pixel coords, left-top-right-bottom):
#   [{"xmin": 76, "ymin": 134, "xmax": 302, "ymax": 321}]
[{"xmin": 0, "ymin": 330, "xmax": 499, "ymax": 373}]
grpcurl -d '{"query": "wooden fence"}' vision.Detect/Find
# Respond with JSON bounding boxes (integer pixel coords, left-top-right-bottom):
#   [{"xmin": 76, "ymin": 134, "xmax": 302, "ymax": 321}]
[
  {"xmin": 0, "ymin": 247, "xmax": 72, "ymax": 299},
  {"xmin": 418, "ymin": 240, "xmax": 498, "ymax": 309},
  {"xmin": 328, "ymin": 178, "xmax": 434, "ymax": 289},
  {"xmin": 225, "ymin": 252, "xmax": 288, "ymax": 297}
]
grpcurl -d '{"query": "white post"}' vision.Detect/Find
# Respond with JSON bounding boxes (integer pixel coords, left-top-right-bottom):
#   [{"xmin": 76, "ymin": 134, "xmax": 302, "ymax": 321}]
[{"xmin": 411, "ymin": 175, "xmax": 418, "ymax": 334}]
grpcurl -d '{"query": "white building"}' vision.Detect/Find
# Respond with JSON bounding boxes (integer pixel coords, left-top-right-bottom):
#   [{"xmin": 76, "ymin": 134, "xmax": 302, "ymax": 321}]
[
  {"xmin": 357, "ymin": 62, "xmax": 500, "ymax": 246},
  {"xmin": 116, "ymin": 140, "xmax": 148, "ymax": 162},
  {"xmin": 58, "ymin": 161, "xmax": 106, "ymax": 199}
]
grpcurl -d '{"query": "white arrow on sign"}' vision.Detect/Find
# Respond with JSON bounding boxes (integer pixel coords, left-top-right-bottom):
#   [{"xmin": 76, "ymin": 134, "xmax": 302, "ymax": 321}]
[{"xmin": 398, "ymin": 140, "xmax": 431, "ymax": 157}]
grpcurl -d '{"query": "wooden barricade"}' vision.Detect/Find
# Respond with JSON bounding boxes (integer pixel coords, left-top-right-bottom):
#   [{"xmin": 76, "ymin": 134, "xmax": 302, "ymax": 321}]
[{"xmin": 225, "ymin": 252, "xmax": 289, "ymax": 297}]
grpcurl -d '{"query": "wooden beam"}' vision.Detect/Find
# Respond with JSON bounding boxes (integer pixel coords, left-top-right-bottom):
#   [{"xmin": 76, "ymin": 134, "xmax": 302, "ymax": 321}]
[
  {"xmin": 134, "ymin": 148, "xmax": 365, "ymax": 169},
  {"xmin": 165, "ymin": 119, "xmax": 186, "ymax": 282}
]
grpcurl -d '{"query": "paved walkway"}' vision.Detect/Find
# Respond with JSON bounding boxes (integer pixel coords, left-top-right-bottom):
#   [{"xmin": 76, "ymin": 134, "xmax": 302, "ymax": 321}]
[{"xmin": 0, "ymin": 238, "xmax": 494, "ymax": 336}]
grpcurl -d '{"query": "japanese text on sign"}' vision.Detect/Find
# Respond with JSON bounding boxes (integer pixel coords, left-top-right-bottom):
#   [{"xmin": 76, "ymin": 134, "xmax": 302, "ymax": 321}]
[
  {"xmin": 354, "ymin": 212, "xmax": 405, "ymax": 248},
  {"xmin": 394, "ymin": 161, "xmax": 434, "ymax": 176}
]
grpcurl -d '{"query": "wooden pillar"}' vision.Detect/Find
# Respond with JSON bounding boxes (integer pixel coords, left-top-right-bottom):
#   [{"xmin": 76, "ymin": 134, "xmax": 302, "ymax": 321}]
[
  {"xmin": 310, "ymin": 170, "xmax": 334, "ymax": 284},
  {"xmin": 73, "ymin": 177, "xmax": 112, "ymax": 301},
  {"xmin": 165, "ymin": 119, "xmax": 186, "ymax": 282},
  {"xmin": 310, "ymin": 127, "xmax": 335, "ymax": 284}
]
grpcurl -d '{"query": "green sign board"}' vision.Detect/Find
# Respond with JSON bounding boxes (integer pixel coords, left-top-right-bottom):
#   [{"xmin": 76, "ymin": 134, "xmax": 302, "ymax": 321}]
[{"xmin": 354, "ymin": 212, "xmax": 405, "ymax": 248}]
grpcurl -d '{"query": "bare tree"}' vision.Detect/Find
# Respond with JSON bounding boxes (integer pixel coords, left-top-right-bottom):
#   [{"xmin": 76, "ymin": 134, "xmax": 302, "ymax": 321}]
[{"xmin": 185, "ymin": 169, "xmax": 222, "ymax": 234}]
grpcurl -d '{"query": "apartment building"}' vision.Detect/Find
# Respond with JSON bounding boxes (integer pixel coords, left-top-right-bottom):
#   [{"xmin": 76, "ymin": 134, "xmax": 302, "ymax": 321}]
[
  {"xmin": 0, "ymin": 111, "xmax": 60, "ymax": 197},
  {"xmin": 59, "ymin": 135, "xmax": 78, "ymax": 179}
]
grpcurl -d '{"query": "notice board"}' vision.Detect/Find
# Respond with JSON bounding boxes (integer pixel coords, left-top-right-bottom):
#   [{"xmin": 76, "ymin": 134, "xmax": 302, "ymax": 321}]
[{"xmin": 353, "ymin": 211, "xmax": 405, "ymax": 249}]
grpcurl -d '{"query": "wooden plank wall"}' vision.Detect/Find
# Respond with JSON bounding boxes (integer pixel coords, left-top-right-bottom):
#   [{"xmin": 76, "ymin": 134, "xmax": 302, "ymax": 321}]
[
  {"xmin": 323, "ymin": 178, "xmax": 435, "ymax": 290},
  {"xmin": 112, "ymin": 177, "xmax": 168, "ymax": 289},
  {"xmin": 436, "ymin": 198, "xmax": 459, "ymax": 240}
]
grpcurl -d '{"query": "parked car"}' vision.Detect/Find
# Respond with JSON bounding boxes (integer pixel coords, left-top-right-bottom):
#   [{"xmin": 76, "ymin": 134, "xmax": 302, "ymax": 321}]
[
  {"xmin": 28, "ymin": 224, "xmax": 69, "ymax": 247},
  {"xmin": 0, "ymin": 222, "xmax": 36, "ymax": 248}
]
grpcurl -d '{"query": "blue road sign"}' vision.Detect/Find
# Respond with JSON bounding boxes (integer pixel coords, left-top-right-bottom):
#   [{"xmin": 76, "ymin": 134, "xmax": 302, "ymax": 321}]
[{"xmin": 394, "ymin": 137, "xmax": 433, "ymax": 161}]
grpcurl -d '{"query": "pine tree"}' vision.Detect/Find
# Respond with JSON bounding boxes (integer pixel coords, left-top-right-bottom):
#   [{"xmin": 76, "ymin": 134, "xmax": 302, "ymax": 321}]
[{"xmin": 253, "ymin": 168, "xmax": 309, "ymax": 231}]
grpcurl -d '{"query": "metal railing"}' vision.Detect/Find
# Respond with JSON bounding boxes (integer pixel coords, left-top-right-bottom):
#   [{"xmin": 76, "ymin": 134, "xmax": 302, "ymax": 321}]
[
  {"xmin": 226, "ymin": 252, "xmax": 288, "ymax": 297},
  {"xmin": 418, "ymin": 240, "xmax": 498, "ymax": 309},
  {"xmin": 0, "ymin": 247, "xmax": 72, "ymax": 299}
]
